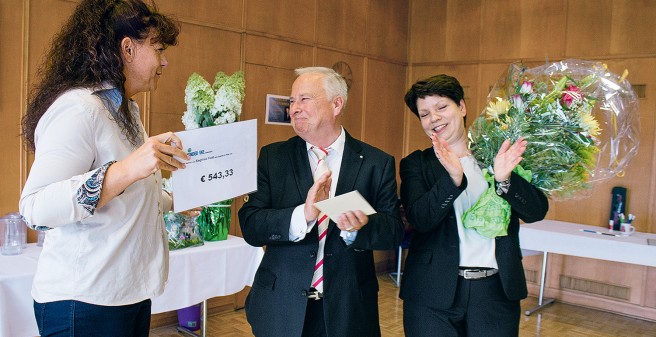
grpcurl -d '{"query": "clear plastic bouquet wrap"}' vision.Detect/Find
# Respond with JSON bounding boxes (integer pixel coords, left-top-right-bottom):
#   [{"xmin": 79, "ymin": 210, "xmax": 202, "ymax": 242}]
[
  {"xmin": 464, "ymin": 59, "xmax": 640, "ymax": 237},
  {"xmin": 162, "ymin": 178, "xmax": 204, "ymax": 250},
  {"xmin": 164, "ymin": 212, "xmax": 204, "ymax": 250},
  {"xmin": 469, "ymin": 59, "xmax": 640, "ymax": 199}
]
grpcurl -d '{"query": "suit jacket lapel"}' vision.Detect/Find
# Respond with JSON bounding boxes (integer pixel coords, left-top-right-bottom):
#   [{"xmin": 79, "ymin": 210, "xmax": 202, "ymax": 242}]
[
  {"xmin": 289, "ymin": 136, "xmax": 314, "ymax": 200},
  {"xmin": 331, "ymin": 131, "xmax": 364, "ymax": 235},
  {"xmin": 336, "ymin": 131, "xmax": 363, "ymax": 195}
]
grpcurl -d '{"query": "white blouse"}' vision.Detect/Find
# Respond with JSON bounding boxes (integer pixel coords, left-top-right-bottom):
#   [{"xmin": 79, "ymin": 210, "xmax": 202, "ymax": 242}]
[
  {"xmin": 20, "ymin": 85, "xmax": 172, "ymax": 306},
  {"xmin": 453, "ymin": 155, "xmax": 498, "ymax": 269}
]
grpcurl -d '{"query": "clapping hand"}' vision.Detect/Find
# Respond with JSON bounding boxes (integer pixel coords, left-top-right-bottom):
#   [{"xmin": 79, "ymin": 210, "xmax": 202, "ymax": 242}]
[
  {"xmin": 430, "ymin": 133, "xmax": 464, "ymax": 186},
  {"xmin": 493, "ymin": 137, "xmax": 527, "ymax": 182},
  {"xmin": 304, "ymin": 171, "xmax": 332, "ymax": 222}
]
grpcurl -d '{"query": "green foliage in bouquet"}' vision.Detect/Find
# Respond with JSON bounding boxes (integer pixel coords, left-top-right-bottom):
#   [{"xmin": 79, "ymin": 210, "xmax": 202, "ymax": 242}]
[
  {"xmin": 468, "ymin": 64, "xmax": 602, "ymax": 199},
  {"xmin": 182, "ymin": 71, "xmax": 245, "ymax": 129}
]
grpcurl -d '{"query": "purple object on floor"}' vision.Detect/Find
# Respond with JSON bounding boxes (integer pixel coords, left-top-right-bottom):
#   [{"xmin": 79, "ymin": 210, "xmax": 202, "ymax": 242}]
[{"xmin": 177, "ymin": 303, "xmax": 201, "ymax": 331}]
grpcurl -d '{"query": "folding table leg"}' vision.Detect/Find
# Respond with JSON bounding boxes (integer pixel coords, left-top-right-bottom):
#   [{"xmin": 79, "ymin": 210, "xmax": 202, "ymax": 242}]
[
  {"xmin": 388, "ymin": 246, "xmax": 402, "ymax": 287},
  {"xmin": 525, "ymin": 252, "xmax": 554, "ymax": 316}
]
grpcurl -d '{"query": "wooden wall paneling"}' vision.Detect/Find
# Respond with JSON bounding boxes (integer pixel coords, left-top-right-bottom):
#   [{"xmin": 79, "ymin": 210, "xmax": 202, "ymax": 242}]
[
  {"xmin": 27, "ymin": 1, "xmax": 76, "ymax": 85},
  {"xmin": 364, "ymin": 59, "xmax": 406, "ymax": 161},
  {"xmin": 0, "ymin": 0, "xmax": 25, "ymax": 215},
  {"xmin": 544, "ymin": 255, "xmax": 656, "ymax": 320},
  {"xmin": 242, "ymin": 64, "xmax": 298, "ymax": 149},
  {"xmin": 245, "ymin": 0, "xmax": 315, "ymax": 42},
  {"xmin": 521, "ymin": 254, "xmax": 543, "ymax": 284},
  {"xmin": 316, "ymin": 49, "xmax": 365, "ymax": 140},
  {"xmin": 651, "ymin": 137, "xmax": 656, "ymax": 234},
  {"xmin": 444, "ymin": 0, "xmax": 482, "ymax": 62},
  {"xmin": 565, "ymin": 0, "xmax": 612, "ymax": 57},
  {"xmin": 646, "ymin": 267, "xmax": 656, "ymax": 309},
  {"xmin": 245, "ymin": 35, "xmax": 314, "ymax": 70},
  {"xmin": 610, "ymin": 0, "xmax": 656, "ymax": 56},
  {"xmin": 480, "ymin": 0, "xmax": 521, "ymax": 61},
  {"xmin": 518, "ymin": 0, "xmax": 567, "ymax": 60},
  {"xmin": 366, "ymin": 0, "xmax": 408, "ymax": 63},
  {"xmin": 149, "ymin": 25, "xmax": 242, "ymax": 135},
  {"xmin": 157, "ymin": 0, "xmax": 244, "ymax": 29},
  {"xmin": 316, "ymin": 0, "xmax": 368, "ymax": 55},
  {"xmin": 559, "ymin": 256, "xmax": 646, "ymax": 304},
  {"xmin": 408, "ymin": 0, "xmax": 447, "ymax": 63}
]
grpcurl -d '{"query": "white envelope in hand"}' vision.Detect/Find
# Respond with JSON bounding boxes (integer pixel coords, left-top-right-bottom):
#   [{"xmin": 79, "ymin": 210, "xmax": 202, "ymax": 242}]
[{"xmin": 313, "ymin": 190, "xmax": 377, "ymax": 223}]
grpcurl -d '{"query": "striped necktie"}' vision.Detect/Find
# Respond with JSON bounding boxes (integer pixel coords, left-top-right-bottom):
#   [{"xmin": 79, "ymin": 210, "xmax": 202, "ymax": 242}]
[{"xmin": 310, "ymin": 146, "xmax": 330, "ymax": 293}]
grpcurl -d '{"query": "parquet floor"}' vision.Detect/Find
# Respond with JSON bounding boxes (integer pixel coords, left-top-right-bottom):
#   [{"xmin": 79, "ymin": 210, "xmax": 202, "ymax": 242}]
[{"xmin": 150, "ymin": 274, "xmax": 656, "ymax": 337}]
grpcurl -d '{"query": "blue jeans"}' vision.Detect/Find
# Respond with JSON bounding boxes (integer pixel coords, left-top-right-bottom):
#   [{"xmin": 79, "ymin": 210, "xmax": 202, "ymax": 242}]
[{"xmin": 34, "ymin": 299, "xmax": 151, "ymax": 337}]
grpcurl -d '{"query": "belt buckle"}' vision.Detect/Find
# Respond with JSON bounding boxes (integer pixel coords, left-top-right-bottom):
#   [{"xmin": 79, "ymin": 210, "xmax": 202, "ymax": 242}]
[
  {"xmin": 307, "ymin": 290, "xmax": 323, "ymax": 300},
  {"xmin": 462, "ymin": 269, "xmax": 481, "ymax": 279}
]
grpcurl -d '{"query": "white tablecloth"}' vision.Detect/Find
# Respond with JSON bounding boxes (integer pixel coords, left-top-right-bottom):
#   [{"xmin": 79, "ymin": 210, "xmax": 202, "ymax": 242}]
[
  {"xmin": 0, "ymin": 236, "xmax": 263, "ymax": 337},
  {"xmin": 520, "ymin": 220, "xmax": 656, "ymax": 267},
  {"xmin": 0, "ymin": 245, "xmax": 40, "ymax": 337}
]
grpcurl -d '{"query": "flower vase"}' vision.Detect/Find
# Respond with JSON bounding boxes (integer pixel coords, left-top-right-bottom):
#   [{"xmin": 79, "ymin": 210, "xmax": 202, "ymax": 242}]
[{"xmin": 197, "ymin": 199, "xmax": 232, "ymax": 241}]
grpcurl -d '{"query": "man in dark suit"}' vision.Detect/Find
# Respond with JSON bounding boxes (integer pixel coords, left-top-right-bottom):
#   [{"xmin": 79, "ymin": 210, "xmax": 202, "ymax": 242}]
[{"xmin": 239, "ymin": 67, "xmax": 403, "ymax": 337}]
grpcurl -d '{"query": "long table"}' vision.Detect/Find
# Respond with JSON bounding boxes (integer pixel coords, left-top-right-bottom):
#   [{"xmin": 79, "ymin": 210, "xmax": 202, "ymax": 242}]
[
  {"xmin": 519, "ymin": 220, "xmax": 656, "ymax": 315},
  {"xmin": 0, "ymin": 236, "xmax": 263, "ymax": 337}
]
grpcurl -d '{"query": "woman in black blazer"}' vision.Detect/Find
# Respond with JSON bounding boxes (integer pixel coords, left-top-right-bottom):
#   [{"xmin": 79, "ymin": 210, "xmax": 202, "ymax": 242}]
[{"xmin": 399, "ymin": 74, "xmax": 549, "ymax": 337}]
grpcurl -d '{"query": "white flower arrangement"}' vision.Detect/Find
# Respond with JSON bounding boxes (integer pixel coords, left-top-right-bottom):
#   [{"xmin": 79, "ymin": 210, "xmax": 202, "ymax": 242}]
[{"xmin": 182, "ymin": 71, "xmax": 245, "ymax": 130}]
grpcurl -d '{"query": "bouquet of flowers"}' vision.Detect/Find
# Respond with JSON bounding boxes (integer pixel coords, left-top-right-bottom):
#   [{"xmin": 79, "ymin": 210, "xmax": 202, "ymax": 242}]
[
  {"xmin": 180, "ymin": 71, "xmax": 245, "ymax": 241},
  {"xmin": 182, "ymin": 71, "xmax": 245, "ymax": 129},
  {"xmin": 463, "ymin": 59, "xmax": 640, "ymax": 237}
]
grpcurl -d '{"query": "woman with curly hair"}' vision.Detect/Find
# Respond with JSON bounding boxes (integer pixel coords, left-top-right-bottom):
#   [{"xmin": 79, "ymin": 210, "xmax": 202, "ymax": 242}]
[{"xmin": 20, "ymin": 1, "xmax": 185, "ymax": 335}]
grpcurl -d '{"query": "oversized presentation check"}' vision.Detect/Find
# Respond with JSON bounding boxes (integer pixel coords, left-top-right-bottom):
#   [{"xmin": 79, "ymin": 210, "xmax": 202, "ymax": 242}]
[{"xmin": 172, "ymin": 119, "xmax": 257, "ymax": 212}]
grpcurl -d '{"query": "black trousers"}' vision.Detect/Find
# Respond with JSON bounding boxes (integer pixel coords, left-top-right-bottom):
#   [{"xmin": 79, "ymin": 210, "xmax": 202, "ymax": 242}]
[
  {"xmin": 302, "ymin": 298, "xmax": 327, "ymax": 337},
  {"xmin": 403, "ymin": 274, "xmax": 520, "ymax": 337}
]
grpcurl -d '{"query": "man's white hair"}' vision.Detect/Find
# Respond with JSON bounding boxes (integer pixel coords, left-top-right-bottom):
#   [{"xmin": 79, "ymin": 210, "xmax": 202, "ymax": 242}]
[{"xmin": 295, "ymin": 67, "xmax": 348, "ymax": 107}]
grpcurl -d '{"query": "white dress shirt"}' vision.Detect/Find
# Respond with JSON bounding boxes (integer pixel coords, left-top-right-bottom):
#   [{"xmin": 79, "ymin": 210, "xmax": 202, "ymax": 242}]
[
  {"xmin": 288, "ymin": 128, "xmax": 357, "ymax": 244},
  {"xmin": 20, "ymin": 85, "xmax": 171, "ymax": 306}
]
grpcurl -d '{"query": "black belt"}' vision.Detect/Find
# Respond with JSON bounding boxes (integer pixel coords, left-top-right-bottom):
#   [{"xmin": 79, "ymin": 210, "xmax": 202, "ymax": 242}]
[
  {"xmin": 304, "ymin": 288, "xmax": 323, "ymax": 300},
  {"xmin": 458, "ymin": 268, "xmax": 498, "ymax": 280}
]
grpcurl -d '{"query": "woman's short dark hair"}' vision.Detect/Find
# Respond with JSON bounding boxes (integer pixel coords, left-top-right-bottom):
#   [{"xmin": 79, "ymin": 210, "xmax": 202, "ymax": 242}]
[
  {"xmin": 404, "ymin": 74, "xmax": 465, "ymax": 118},
  {"xmin": 22, "ymin": 0, "xmax": 180, "ymax": 150}
]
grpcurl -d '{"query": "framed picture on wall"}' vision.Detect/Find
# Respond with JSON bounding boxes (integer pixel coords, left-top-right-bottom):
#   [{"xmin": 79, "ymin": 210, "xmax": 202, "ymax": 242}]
[{"xmin": 265, "ymin": 94, "xmax": 291, "ymax": 125}]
